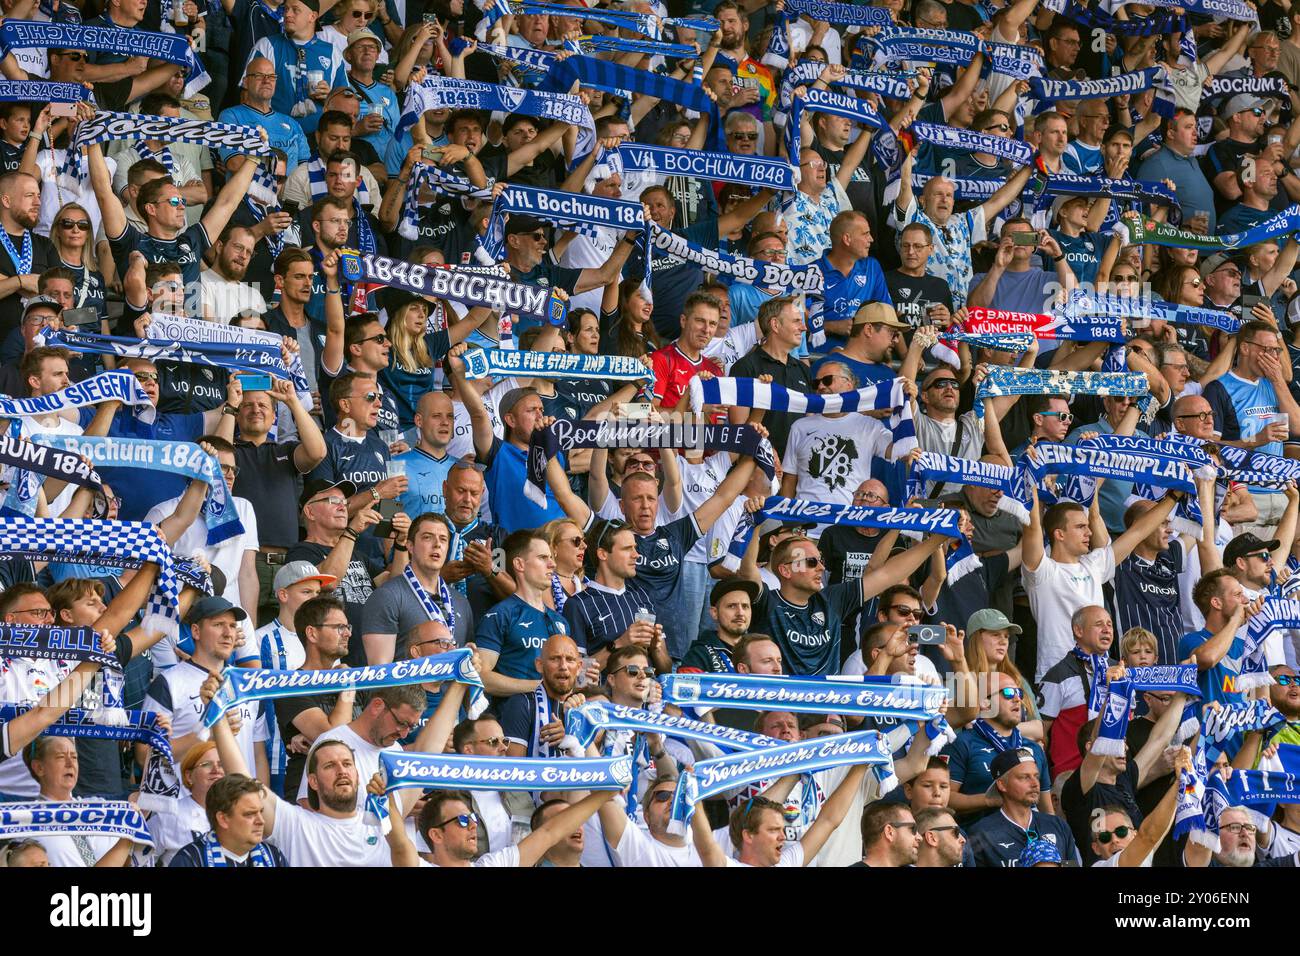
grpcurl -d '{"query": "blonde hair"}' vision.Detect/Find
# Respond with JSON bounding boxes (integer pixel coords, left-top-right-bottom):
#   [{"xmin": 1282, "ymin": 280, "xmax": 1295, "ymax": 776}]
[
  {"xmin": 387, "ymin": 300, "xmax": 433, "ymax": 372},
  {"xmin": 964, "ymin": 629, "xmax": 1039, "ymax": 720},
  {"xmin": 50, "ymin": 203, "xmax": 100, "ymax": 274},
  {"xmin": 1119, "ymin": 626, "xmax": 1158, "ymax": 660}
]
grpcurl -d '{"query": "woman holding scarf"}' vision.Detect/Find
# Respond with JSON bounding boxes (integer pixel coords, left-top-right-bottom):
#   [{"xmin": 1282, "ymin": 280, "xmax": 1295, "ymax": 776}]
[
  {"xmin": 148, "ymin": 740, "xmax": 225, "ymax": 865},
  {"xmin": 542, "ymin": 517, "xmax": 588, "ymax": 612}
]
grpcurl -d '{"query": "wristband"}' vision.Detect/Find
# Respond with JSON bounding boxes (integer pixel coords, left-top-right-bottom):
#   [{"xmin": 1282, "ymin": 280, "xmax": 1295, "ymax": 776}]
[
  {"xmin": 222, "ymin": 404, "xmax": 238, "ymax": 416},
  {"xmin": 1052, "ymin": 254, "xmax": 1065, "ymax": 263},
  {"xmin": 342, "ymin": 528, "xmax": 358, "ymax": 541},
  {"xmin": 326, "ymin": 286, "xmax": 341, "ymax": 294},
  {"xmin": 371, "ymin": 487, "xmax": 381, "ymax": 502},
  {"xmin": 393, "ymin": 543, "xmax": 408, "ymax": 552}
]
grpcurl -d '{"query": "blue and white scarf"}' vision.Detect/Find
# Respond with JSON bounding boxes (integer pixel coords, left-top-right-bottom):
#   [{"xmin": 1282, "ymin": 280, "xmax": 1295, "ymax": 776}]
[
  {"xmin": 479, "ymin": 184, "xmax": 651, "ymax": 296},
  {"xmin": 1092, "ymin": 677, "xmax": 1132, "ymax": 757},
  {"xmin": 43, "ymin": 329, "xmax": 301, "ymax": 395},
  {"xmin": 202, "ymin": 830, "xmax": 277, "ymax": 867},
  {"xmin": 202, "ymin": 649, "xmax": 481, "ymax": 726},
  {"xmin": 0, "ymin": 80, "xmax": 88, "ymax": 103},
  {"xmin": 908, "ymin": 121, "xmax": 1035, "ymax": 166},
  {"xmin": 871, "ymin": 27, "xmax": 1044, "ymax": 79},
  {"xmin": 35, "ymin": 434, "xmax": 242, "ymax": 546},
  {"xmin": 971, "ymin": 718, "xmax": 1023, "ymax": 752},
  {"xmin": 764, "ymin": 2, "xmax": 895, "ymax": 67},
  {"xmin": 932, "ymin": 330, "xmax": 1035, "ymax": 369},
  {"xmin": 787, "ymin": 86, "xmax": 899, "ymax": 181},
  {"xmin": 0, "ymin": 625, "xmax": 117, "ymax": 668},
  {"xmin": 1042, "ymin": 0, "xmax": 1183, "ymax": 35},
  {"xmin": 0, "ymin": 800, "xmax": 153, "ymax": 845},
  {"xmin": 571, "ymin": 34, "xmax": 696, "ymax": 58},
  {"xmin": 1219, "ymin": 445, "xmax": 1300, "ymax": 487},
  {"xmin": 399, "ymin": 76, "xmax": 595, "ymax": 163},
  {"xmin": 1201, "ymin": 699, "xmax": 1286, "ymax": 747},
  {"xmin": 658, "ymin": 672, "xmax": 947, "ymax": 720},
  {"xmin": 542, "ymin": 56, "xmax": 722, "ymax": 152},
  {"xmin": 0, "ymin": 432, "xmax": 104, "ymax": 518},
  {"xmin": 403, "ymin": 564, "xmax": 456, "ymax": 635},
  {"xmin": 912, "ymin": 172, "xmax": 1000, "ymax": 201},
  {"xmin": 0, "ymin": 370, "xmax": 152, "ymax": 423},
  {"xmin": 0, "ymin": 20, "xmax": 209, "ymax": 95},
  {"xmin": 906, "ymin": 451, "xmax": 1032, "ymax": 523},
  {"xmin": 1023, "ymin": 438, "xmax": 1202, "ymax": 496},
  {"xmin": 398, "ymin": 163, "xmax": 492, "ymax": 242},
  {"xmin": 759, "ymin": 495, "xmax": 965, "ymax": 540},
  {"xmin": 1103, "ymin": 0, "xmax": 1257, "ymax": 24},
  {"xmin": 665, "ymin": 729, "xmax": 894, "ymax": 833},
  {"xmin": 566, "ymin": 700, "xmax": 783, "ymax": 752},
  {"xmin": 1241, "ymin": 598, "xmax": 1300, "ymax": 691},
  {"xmin": 974, "ymin": 367, "xmax": 1149, "ymax": 418},
  {"xmin": 777, "ymin": 60, "xmax": 914, "ymax": 111},
  {"xmin": 1127, "ymin": 664, "xmax": 1201, "ymax": 695},
  {"xmin": 380, "ymin": 750, "xmax": 633, "ymax": 792},
  {"xmin": 1207, "ymin": 74, "xmax": 1289, "ymax": 101},
  {"xmin": 619, "ymin": 143, "xmax": 796, "ymax": 193},
  {"xmin": 451, "ymin": 38, "xmax": 557, "ymax": 77},
  {"xmin": 1043, "ymin": 173, "xmax": 1178, "ymax": 209},
  {"xmin": 1072, "ymin": 645, "xmax": 1110, "ymax": 715},
  {"xmin": 0, "ymin": 516, "xmax": 179, "ymax": 638},
  {"xmin": 338, "ymin": 252, "xmax": 567, "ymax": 327},
  {"xmin": 64, "ymin": 111, "xmax": 263, "ymax": 187},
  {"xmin": 527, "ymin": 419, "xmax": 775, "ymax": 507},
  {"xmin": 1060, "ymin": 289, "xmax": 1241, "ymax": 334},
  {"xmin": 647, "ymin": 222, "xmax": 824, "ymax": 294},
  {"xmin": 690, "ymin": 376, "xmax": 917, "ymax": 459},
  {"xmin": 463, "ymin": 349, "xmax": 646, "ymax": 383},
  {"xmin": 1175, "ymin": 736, "xmax": 1212, "ymax": 842},
  {"xmin": 1029, "ymin": 67, "xmax": 1164, "ymax": 106},
  {"xmin": 144, "ymin": 313, "xmax": 311, "ymax": 406}
]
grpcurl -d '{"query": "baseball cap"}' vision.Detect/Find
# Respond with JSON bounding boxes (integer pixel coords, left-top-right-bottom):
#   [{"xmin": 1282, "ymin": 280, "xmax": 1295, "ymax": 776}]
[
  {"xmin": 755, "ymin": 517, "xmax": 817, "ymax": 538},
  {"xmin": 1223, "ymin": 532, "xmax": 1280, "ymax": 568},
  {"xmin": 1049, "ymin": 193, "xmax": 1089, "ymax": 223},
  {"xmin": 710, "ymin": 577, "xmax": 760, "ymax": 607},
  {"xmin": 851, "ymin": 302, "xmax": 908, "ymax": 329},
  {"xmin": 498, "ymin": 386, "xmax": 540, "ymax": 418},
  {"xmin": 185, "ymin": 594, "xmax": 249, "ymax": 625},
  {"xmin": 299, "ymin": 477, "xmax": 357, "ymax": 508},
  {"xmin": 504, "ymin": 215, "xmax": 548, "ymax": 237},
  {"xmin": 22, "ymin": 295, "xmax": 60, "ymax": 320},
  {"xmin": 298, "ymin": 0, "xmax": 320, "ymax": 12},
  {"xmin": 346, "ymin": 27, "xmax": 382, "ymax": 49},
  {"xmin": 1197, "ymin": 251, "xmax": 1241, "ymax": 279},
  {"xmin": 985, "ymin": 747, "xmax": 1038, "ymax": 797},
  {"xmin": 273, "ymin": 560, "xmax": 338, "ymax": 592},
  {"xmin": 1218, "ymin": 92, "xmax": 1271, "ymax": 119},
  {"xmin": 966, "ymin": 608, "xmax": 1023, "ymax": 638},
  {"xmin": 1019, "ymin": 839, "xmax": 1062, "ymax": 867}
]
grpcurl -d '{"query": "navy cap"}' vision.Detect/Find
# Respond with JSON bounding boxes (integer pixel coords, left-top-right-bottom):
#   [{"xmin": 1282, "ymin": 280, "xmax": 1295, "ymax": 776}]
[{"xmin": 185, "ymin": 595, "xmax": 249, "ymax": 625}]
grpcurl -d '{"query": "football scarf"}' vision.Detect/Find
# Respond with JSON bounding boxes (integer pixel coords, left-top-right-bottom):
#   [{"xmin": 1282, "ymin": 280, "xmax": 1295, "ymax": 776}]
[
  {"xmin": 461, "ymin": 349, "xmax": 648, "ymax": 382},
  {"xmin": 565, "ymin": 700, "xmax": 783, "ymax": 752},
  {"xmin": 1092, "ymin": 677, "xmax": 1132, "ymax": 757},
  {"xmin": 0, "ymin": 432, "xmax": 104, "ymax": 518},
  {"xmin": 965, "ymin": 305, "xmax": 1126, "ymax": 343},
  {"xmin": 202, "ymin": 830, "xmax": 278, "ymax": 867},
  {"xmin": 974, "ymin": 367, "xmax": 1149, "ymax": 418},
  {"xmin": 403, "ymin": 565, "xmax": 456, "ymax": 635},
  {"xmin": 907, "ymin": 121, "xmax": 1035, "ymax": 166},
  {"xmin": 646, "ymin": 222, "xmax": 824, "ymax": 293},
  {"xmin": 1060, "ymin": 289, "xmax": 1241, "ymax": 334},
  {"xmin": 1115, "ymin": 206, "xmax": 1300, "ymax": 251},
  {"xmin": 905, "ymin": 452, "xmax": 1033, "ymax": 523},
  {"xmin": 0, "ymin": 370, "xmax": 153, "ymax": 423},
  {"xmin": 658, "ymin": 671, "xmax": 947, "ymax": 720},
  {"xmin": 787, "ymin": 86, "xmax": 899, "ymax": 181},
  {"xmin": 758, "ymin": 495, "xmax": 965, "ymax": 540},
  {"xmin": 379, "ymin": 750, "xmax": 634, "ymax": 792},
  {"xmin": 1201, "ymin": 699, "xmax": 1286, "ymax": 746},
  {"xmin": 618, "ymin": 142, "xmax": 796, "ymax": 192},
  {"xmin": 0, "ymin": 800, "xmax": 152, "ymax": 845}
]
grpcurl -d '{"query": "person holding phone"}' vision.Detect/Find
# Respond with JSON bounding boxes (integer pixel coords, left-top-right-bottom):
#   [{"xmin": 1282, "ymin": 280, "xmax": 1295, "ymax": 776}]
[{"xmin": 967, "ymin": 219, "xmax": 1077, "ymax": 319}]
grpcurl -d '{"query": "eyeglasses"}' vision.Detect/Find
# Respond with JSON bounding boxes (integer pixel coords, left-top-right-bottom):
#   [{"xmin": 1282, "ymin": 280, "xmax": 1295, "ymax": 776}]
[
  {"xmin": 321, "ymin": 217, "xmax": 354, "ymax": 226},
  {"xmin": 1184, "ymin": 277, "xmax": 1203, "ymax": 287},
  {"xmin": 318, "ymin": 621, "xmax": 353, "ymax": 633},
  {"xmin": 887, "ymin": 605, "xmax": 922, "ymax": 619},
  {"xmin": 998, "ymin": 687, "xmax": 1024, "ymax": 700},
  {"xmin": 625, "ymin": 458, "xmax": 655, "ymax": 471},
  {"xmin": 613, "ymin": 664, "xmax": 656, "ymax": 678},
  {"xmin": 55, "ymin": 51, "xmax": 86, "ymax": 61},
  {"xmin": 1246, "ymin": 341, "xmax": 1283, "ymax": 355},
  {"xmin": 133, "ymin": 371, "xmax": 160, "ymax": 382},
  {"xmin": 384, "ymin": 704, "xmax": 417, "ymax": 733},
  {"xmin": 524, "ymin": 230, "xmax": 547, "ymax": 241},
  {"xmin": 854, "ymin": 490, "xmax": 886, "ymax": 504},
  {"xmin": 220, "ymin": 464, "xmax": 239, "ymax": 481},
  {"xmin": 1175, "ymin": 410, "xmax": 1214, "ymax": 423},
  {"xmin": 729, "ymin": 131, "xmax": 758, "ymax": 141},
  {"xmin": 475, "ymin": 735, "xmax": 505, "ymax": 748},
  {"xmin": 926, "ymin": 379, "xmax": 960, "ymax": 390},
  {"xmin": 1038, "ymin": 411, "xmax": 1073, "ymax": 423},
  {"xmin": 57, "ymin": 218, "xmax": 91, "ymax": 231},
  {"xmin": 899, "ymin": 241, "xmax": 931, "ymax": 251},
  {"xmin": 357, "ymin": 333, "xmax": 389, "ymax": 345},
  {"xmin": 245, "ymin": 70, "xmax": 277, "ymax": 79},
  {"xmin": 1222, "ymin": 822, "xmax": 1257, "ymax": 834},
  {"xmin": 12, "ymin": 606, "xmax": 53, "ymax": 619},
  {"xmin": 801, "ymin": 158, "xmax": 827, "ymax": 170},
  {"xmin": 1161, "ymin": 362, "xmax": 1189, "ymax": 372},
  {"xmin": 308, "ymin": 495, "xmax": 347, "ymax": 507},
  {"xmin": 1095, "ymin": 825, "xmax": 1132, "ymax": 844},
  {"xmin": 431, "ymin": 812, "xmax": 479, "ymax": 829},
  {"xmin": 412, "ymin": 637, "xmax": 456, "ymax": 651}
]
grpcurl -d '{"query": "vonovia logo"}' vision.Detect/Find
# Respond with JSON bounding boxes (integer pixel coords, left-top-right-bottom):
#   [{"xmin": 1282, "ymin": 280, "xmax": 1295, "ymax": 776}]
[{"xmin": 50, "ymin": 886, "xmax": 152, "ymax": 936}]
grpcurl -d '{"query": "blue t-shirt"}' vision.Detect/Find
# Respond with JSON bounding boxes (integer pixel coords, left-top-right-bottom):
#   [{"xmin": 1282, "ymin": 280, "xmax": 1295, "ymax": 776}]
[
  {"xmin": 312, "ymin": 428, "xmax": 391, "ymax": 494},
  {"xmin": 379, "ymin": 330, "xmax": 451, "ymax": 428},
  {"xmin": 1062, "ymin": 140, "xmax": 1103, "ymax": 175},
  {"xmin": 352, "ymin": 77, "xmax": 409, "ymax": 175},
  {"xmin": 483, "ymin": 436, "xmax": 565, "ymax": 533},
  {"xmin": 967, "ymin": 807, "xmax": 1081, "ymax": 867},
  {"xmin": 217, "ymin": 105, "xmax": 310, "ymax": 172},
  {"xmin": 1214, "ymin": 371, "xmax": 1283, "ymax": 457},
  {"xmin": 1177, "ymin": 627, "xmax": 1248, "ymax": 713},
  {"xmin": 753, "ymin": 581, "xmax": 863, "ymax": 676},
  {"xmin": 632, "ymin": 515, "xmax": 701, "ymax": 660},
  {"xmin": 943, "ymin": 730, "xmax": 1051, "ymax": 824},
  {"xmin": 813, "ymin": 253, "xmax": 892, "ymax": 352},
  {"xmin": 251, "ymin": 34, "xmax": 349, "ymax": 126},
  {"xmin": 475, "ymin": 594, "xmax": 573, "ymax": 680},
  {"xmin": 108, "ymin": 222, "xmax": 211, "ymax": 291},
  {"xmin": 77, "ymin": 408, "xmax": 206, "ymax": 520},
  {"xmin": 1050, "ymin": 229, "xmax": 1108, "ymax": 287},
  {"xmin": 396, "ymin": 447, "xmax": 457, "ymax": 519}
]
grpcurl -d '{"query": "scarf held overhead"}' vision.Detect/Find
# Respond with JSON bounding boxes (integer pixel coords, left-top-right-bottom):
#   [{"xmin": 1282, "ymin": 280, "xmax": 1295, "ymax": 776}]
[{"xmin": 380, "ymin": 750, "xmax": 633, "ymax": 791}]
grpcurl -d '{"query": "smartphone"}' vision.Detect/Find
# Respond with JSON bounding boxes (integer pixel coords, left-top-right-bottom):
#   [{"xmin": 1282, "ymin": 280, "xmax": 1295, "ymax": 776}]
[
  {"xmin": 61, "ymin": 306, "xmax": 99, "ymax": 327},
  {"xmin": 423, "ymin": 12, "xmax": 439, "ymax": 21},
  {"xmin": 236, "ymin": 372, "xmax": 273, "ymax": 391},
  {"xmin": 1240, "ymin": 293, "xmax": 1267, "ymax": 319},
  {"xmin": 1011, "ymin": 232, "xmax": 1039, "ymax": 247},
  {"xmin": 50, "ymin": 101, "xmax": 78, "ymax": 118},
  {"xmin": 623, "ymin": 402, "xmax": 652, "ymax": 420},
  {"xmin": 373, "ymin": 519, "xmax": 395, "ymax": 538},
  {"xmin": 908, "ymin": 624, "xmax": 946, "ymax": 645},
  {"xmin": 421, "ymin": 145, "xmax": 444, "ymax": 162},
  {"xmin": 282, "ymin": 200, "xmax": 300, "ymax": 216}
]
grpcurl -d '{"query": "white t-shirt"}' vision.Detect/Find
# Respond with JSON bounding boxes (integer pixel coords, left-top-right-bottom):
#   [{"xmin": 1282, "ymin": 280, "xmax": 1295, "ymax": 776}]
[
  {"xmin": 0, "ymin": 658, "xmax": 67, "ymax": 795},
  {"xmin": 1022, "ymin": 546, "xmax": 1116, "ymax": 682},
  {"xmin": 199, "ymin": 267, "xmax": 268, "ymax": 324},
  {"xmin": 145, "ymin": 494, "xmax": 260, "ymax": 669},
  {"xmin": 143, "ymin": 660, "xmax": 268, "ymax": 776},
  {"xmin": 423, "ymin": 844, "xmax": 521, "ymax": 867},
  {"xmin": 557, "ymin": 226, "xmax": 616, "ymax": 317},
  {"xmin": 1092, "ymin": 847, "xmax": 1152, "ymax": 867},
  {"xmin": 612, "ymin": 821, "xmax": 702, "ymax": 866},
  {"xmin": 256, "ymin": 620, "xmax": 304, "ymax": 671},
  {"xmin": 33, "ymin": 150, "xmax": 116, "ymax": 240},
  {"xmin": 471, "ymin": 789, "xmax": 516, "ymax": 855},
  {"xmin": 148, "ymin": 794, "xmax": 210, "ymax": 866},
  {"xmin": 267, "ymin": 793, "xmax": 391, "ymax": 866},
  {"xmin": 702, "ymin": 323, "xmax": 760, "ymax": 374},
  {"xmin": 840, "ymin": 650, "xmax": 941, "ymax": 686},
  {"xmin": 784, "ymin": 415, "xmax": 891, "ymax": 520},
  {"xmin": 17, "ymin": 413, "xmax": 82, "ymax": 517},
  {"xmin": 680, "ymin": 451, "xmax": 731, "ymax": 563},
  {"xmin": 294, "ymin": 723, "xmax": 400, "ymax": 809},
  {"xmin": 723, "ymin": 839, "xmax": 805, "ymax": 867}
]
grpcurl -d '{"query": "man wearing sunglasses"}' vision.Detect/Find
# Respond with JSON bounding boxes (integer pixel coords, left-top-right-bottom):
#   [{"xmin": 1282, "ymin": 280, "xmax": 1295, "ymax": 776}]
[
  {"xmin": 1090, "ymin": 746, "xmax": 1192, "ymax": 867},
  {"xmin": 312, "ymin": 370, "xmax": 408, "ymax": 508},
  {"xmin": 946, "ymin": 673, "xmax": 1051, "ymax": 825},
  {"xmin": 1201, "ymin": 94, "xmax": 1278, "ymax": 206},
  {"xmin": 913, "ymin": 366, "xmax": 985, "ymax": 491}
]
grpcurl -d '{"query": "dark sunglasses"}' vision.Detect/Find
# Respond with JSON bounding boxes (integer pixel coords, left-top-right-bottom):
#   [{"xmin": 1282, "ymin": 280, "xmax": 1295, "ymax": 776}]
[
  {"xmin": 58, "ymin": 218, "xmax": 91, "ymax": 231},
  {"xmin": 432, "ymin": 812, "xmax": 479, "ymax": 829},
  {"xmin": 926, "ymin": 378, "xmax": 959, "ymax": 390},
  {"xmin": 1275, "ymin": 675, "xmax": 1299, "ymax": 686},
  {"xmin": 651, "ymin": 790, "xmax": 674, "ymax": 803},
  {"xmin": 357, "ymin": 332, "xmax": 389, "ymax": 345},
  {"xmin": 887, "ymin": 605, "xmax": 922, "ymax": 619},
  {"xmin": 1096, "ymin": 825, "xmax": 1131, "ymax": 844},
  {"xmin": 814, "ymin": 373, "xmax": 843, "ymax": 387},
  {"xmin": 613, "ymin": 664, "xmax": 656, "ymax": 678},
  {"xmin": 560, "ymin": 535, "xmax": 585, "ymax": 548},
  {"xmin": 729, "ymin": 131, "xmax": 758, "ymax": 141},
  {"xmin": 998, "ymin": 687, "xmax": 1024, "ymax": 700}
]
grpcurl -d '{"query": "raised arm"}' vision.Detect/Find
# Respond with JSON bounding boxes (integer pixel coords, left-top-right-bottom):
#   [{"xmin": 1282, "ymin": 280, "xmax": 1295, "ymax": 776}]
[
  {"xmin": 1118, "ymin": 748, "xmax": 1191, "ymax": 866},
  {"xmin": 201, "ymin": 149, "xmax": 261, "ymax": 239},
  {"xmin": 87, "ymin": 141, "xmax": 126, "ymax": 240},
  {"xmin": 1109, "ymin": 491, "xmax": 1177, "ymax": 564},
  {"xmin": 1133, "ymin": 691, "xmax": 1186, "ymax": 788},
  {"xmin": 546, "ymin": 454, "xmax": 594, "ymax": 529},
  {"xmin": 515, "ymin": 790, "xmax": 617, "ymax": 867},
  {"xmin": 797, "ymin": 764, "xmax": 870, "ymax": 861},
  {"xmin": 1022, "ymin": 480, "xmax": 1045, "ymax": 572},
  {"xmin": 859, "ymin": 533, "xmax": 947, "ymax": 601},
  {"xmin": 693, "ymin": 456, "xmax": 758, "ymax": 534}
]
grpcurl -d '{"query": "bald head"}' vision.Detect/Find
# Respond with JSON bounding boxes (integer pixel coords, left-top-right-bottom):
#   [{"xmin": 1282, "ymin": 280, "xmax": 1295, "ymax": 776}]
[
  {"xmin": 535, "ymin": 633, "xmax": 582, "ymax": 696},
  {"xmin": 405, "ymin": 619, "xmax": 455, "ymax": 658},
  {"xmin": 1172, "ymin": 393, "xmax": 1214, "ymax": 439}
]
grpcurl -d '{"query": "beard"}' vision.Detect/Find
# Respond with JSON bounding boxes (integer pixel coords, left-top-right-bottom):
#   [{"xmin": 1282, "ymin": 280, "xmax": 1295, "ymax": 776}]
[
  {"xmin": 319, "ymin": 781, "xmax": 357, "ymax": 812},
  {"xmin": 1218, "ymin": 846, "xmax": 1255, "ymax": 867},
  {"xmin": 13, "ymin": 206, "xmax": 38, "ymax": 231}
]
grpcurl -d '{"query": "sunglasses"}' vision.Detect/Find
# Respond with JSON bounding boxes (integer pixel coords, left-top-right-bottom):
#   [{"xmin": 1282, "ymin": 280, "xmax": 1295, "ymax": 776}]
[
  {"xmin": 432, "ymin": 812, "xmax": 479, "ymax": 829},
  {"xmin": 58, "ymin": 218, "xmax": 91, "ymax": 231},
  {"xmin": 983, "ymin": 123, "xmax": 1011, "ymax": 132},
  {"xmin": 651, "ymin": 790, "xmax": 674, "ymax": 803},
  {"xmin": 475, "ymin": 736, "xmax": 505, "ymax": 748},
  {"xmin": 998, "ymin": 687, "xmax": 1024, "ymax": 700},
  {"xmin": 814, "ymin": 373, "xmax": 843, "ymax": 387},
  {"xmin": 56, "ymin": 51, "xmax": 86, "ymax": 61},
  {"xmin": 888, "ymin": 605, "xmax": 922, "ymax": 619},
  {"xmin": 1095, "ymin": 825, "xmax": 1131, "ymax": 844},
  {"xmin": 357, "ymin": 332, "xmax": 390, "ymax": 345},
  {"xmin": 351, "ymin": 391, "xmax": 381, "ymax": 403},
  {"xmin": 790, "ymin": 555, "xmax": 824, "ymax": 570},
  {"xmin": 1275, "ymin": 674, "xmax": 1299, "ymax": 685},
  {"xmin": 927, "ymin": 378, "xmax": 959, "ymax": 390},
  {"xmin": 729, "ymin": 131, "xmax": 759, "ymax": 141},
  {"xmin": 613, "ymin": 664, "xmax": 656, "ymax": 678},
  {"xmin": 164, "ymin": 195, "xmax": 186, "ymax": 208},
  {"xmin": 560, "ymin": 535, "xmax": 585, "ymax": 548},
  {"xmin": 133, "ymin": 371, "xmax": 160, "ymax": 382},
  {"xmin": 1038, "ymin": 411, "xmax": 1073, "ymax": 423},
  {"xmin": 309, "ymin": 495, "xmax": 347, "ymax": 507}
]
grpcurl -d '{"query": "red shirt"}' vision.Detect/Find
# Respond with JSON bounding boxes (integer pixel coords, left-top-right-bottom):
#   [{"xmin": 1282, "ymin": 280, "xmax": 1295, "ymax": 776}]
[{"xmin": 651, "ymin": 343, "xmax": 721, "ymax": 411}]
